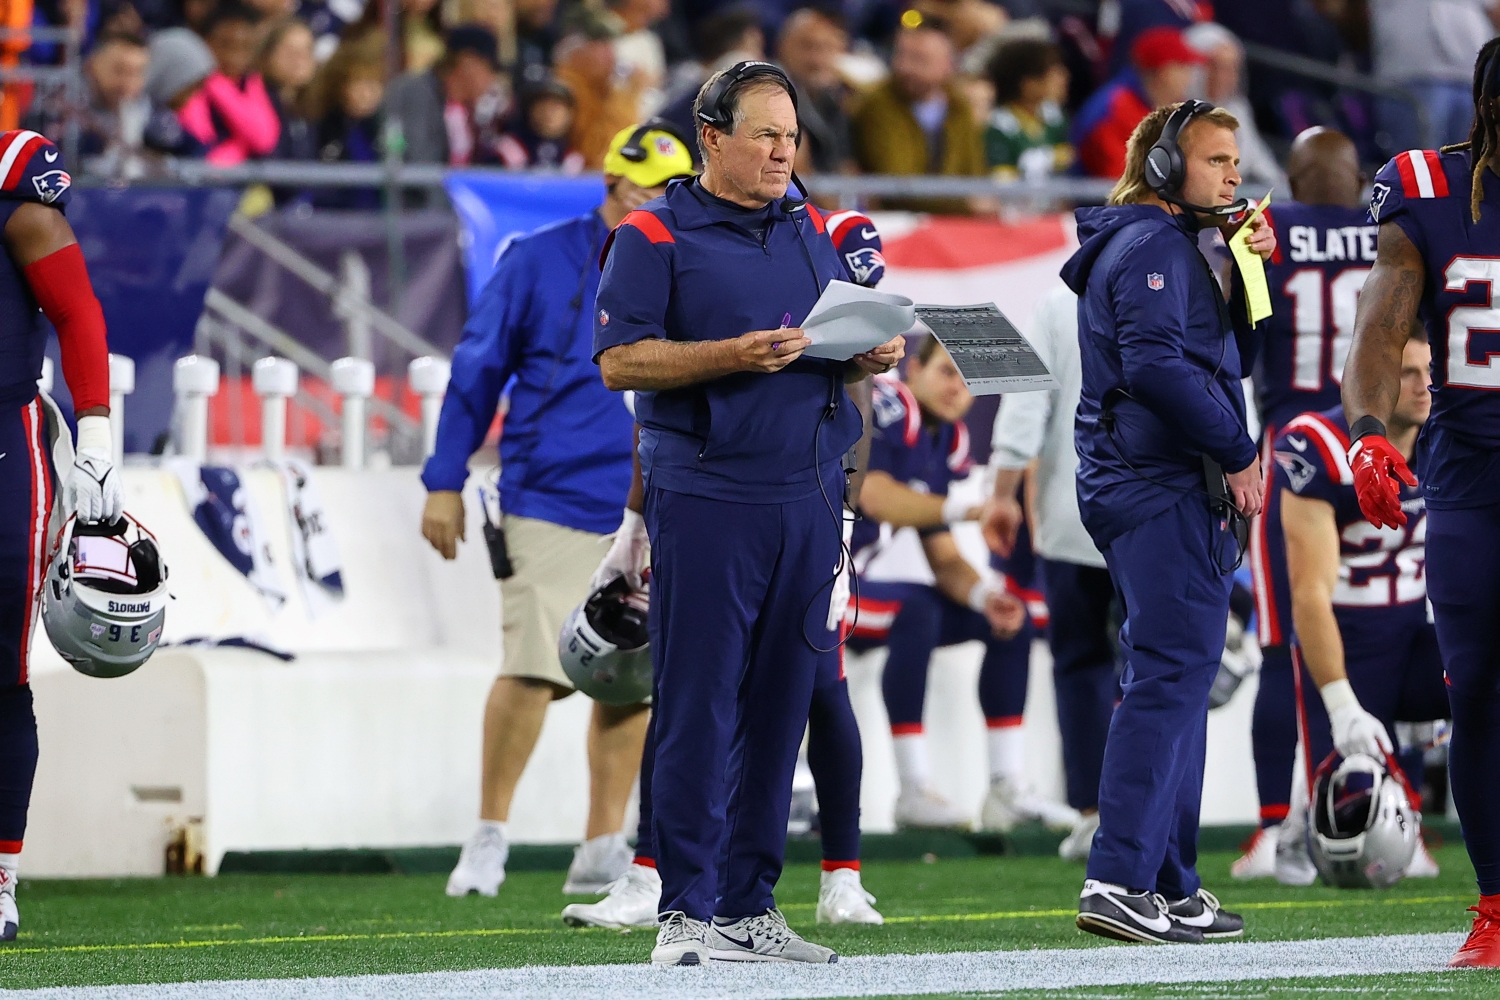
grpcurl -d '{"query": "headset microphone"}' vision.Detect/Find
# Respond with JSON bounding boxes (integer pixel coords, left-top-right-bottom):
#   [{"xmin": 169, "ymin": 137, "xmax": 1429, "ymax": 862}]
[{"xmin": 1145, "ymin": 99, "xmax": 1250, "ymax": 220}]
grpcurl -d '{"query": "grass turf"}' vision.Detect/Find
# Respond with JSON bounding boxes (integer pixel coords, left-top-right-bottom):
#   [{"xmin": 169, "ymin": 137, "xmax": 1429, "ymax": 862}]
[{"xmin": 0, "ymin": 843, "xmax": 1494, "ymax": 993}]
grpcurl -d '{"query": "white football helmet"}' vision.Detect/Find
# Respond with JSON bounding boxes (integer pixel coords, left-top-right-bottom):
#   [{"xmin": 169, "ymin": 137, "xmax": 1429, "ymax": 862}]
[
  {"xmin": 42, "ymin": 514, "xmax": 169, "ymax": 678},
  {"xmin": 1309, "ymin": 751, "xmax": 1419, "ymax": 889},
  {"xmin": 558, "ymin": 578, "xmax": 651, "ymax": 706}
]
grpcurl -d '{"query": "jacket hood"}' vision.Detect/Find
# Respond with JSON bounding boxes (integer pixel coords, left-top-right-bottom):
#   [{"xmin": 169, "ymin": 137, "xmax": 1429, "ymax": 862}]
[{"xmin": 1061, "ymin": 204, "xmax": 1173, "ymax": 294}]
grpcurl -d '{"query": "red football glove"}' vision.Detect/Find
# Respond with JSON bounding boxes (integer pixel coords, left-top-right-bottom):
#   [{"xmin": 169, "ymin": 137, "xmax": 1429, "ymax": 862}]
[{"xmin": 1347, "ymin": 435, "xmax": 1418, "ymax": 529}]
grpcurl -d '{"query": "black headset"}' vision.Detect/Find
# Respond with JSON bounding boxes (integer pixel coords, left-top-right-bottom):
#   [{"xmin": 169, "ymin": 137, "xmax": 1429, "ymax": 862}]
[
  {"xmin": 1145, "ymin": 99, "xmax": 1249, "ymax": 219},
  {"xmin": 697, "ymin": 60, "xmax": 810, "ymax": 213},
  {"xmin": 616, "ymin": 117, "xmax": 694, "ymax": 164}
]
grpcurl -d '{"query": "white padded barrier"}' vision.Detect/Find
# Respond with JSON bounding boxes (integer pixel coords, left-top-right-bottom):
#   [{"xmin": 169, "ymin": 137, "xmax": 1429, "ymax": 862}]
[
  {"xmin": 172, "ymin": 355, "xmax": 220, "ymax": 462},
  {"xmin": 252, "ymin": 357, "xmax": 298, "ymax": 463},
  {"xmin": 108, "ymin": 353, "xmax": 134, "ymax": 466},
  {"xmin": 23, "ymin": 467, "xmax": 1258, "ymax": 878}
]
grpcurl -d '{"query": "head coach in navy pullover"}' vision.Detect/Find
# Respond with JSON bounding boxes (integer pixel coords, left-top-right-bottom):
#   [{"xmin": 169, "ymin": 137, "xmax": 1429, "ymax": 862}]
[
  {"xmin": 593, "ymin": 62, "xmax": 905, "ymax": 966},
  {"xmin": 1063, "ymin": 101, "xmax": 1276, "ymax": 944}
]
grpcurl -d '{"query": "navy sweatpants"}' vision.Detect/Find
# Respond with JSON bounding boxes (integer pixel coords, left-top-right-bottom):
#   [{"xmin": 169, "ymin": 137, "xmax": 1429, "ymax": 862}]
[
  {"xmin": 1426, "ymin": 503, "xmax": 1500, "ymax": 895},
  {"xmin": 1295, "ymin": 605, "xmax": 1448, "ymax": 794},
  {"xmin": 645, "ymin": 486, "xmax": 839, "ymax": 920},
  {"xmin": 1087, "ymin": 494, "xmax": 1236, "ymax": 898},
  {"xmin": 1040, "ymin": 559, "xmax": 1119, "ymax": 812},
  {"xmin": 0, "ymin": 398, "xmax": 50, "ymax": 850},
  {"xmin": 851, "ymin": 580, "xmax": 1031, "ymax": 732},
  {"xmin": 1250, "ymin": 645, "xmax": 1297, "ymax": 828},
  {"xmin": 633, "ymin": 663, "xmax": 864, "ymax": 868}
]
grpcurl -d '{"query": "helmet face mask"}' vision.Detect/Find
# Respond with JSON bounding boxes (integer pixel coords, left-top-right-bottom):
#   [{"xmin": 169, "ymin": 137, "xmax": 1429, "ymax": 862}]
[
  {"xmin": 1309, "ymin": 752, "xmax": 1418, "ymax": 889},
  {"xmin": 557, "ymin": 578, "xmax": 652, "ymax": 706},
  {"xmin": 43, "ymin": 514, "xmax": 169, "ymax": 679}
]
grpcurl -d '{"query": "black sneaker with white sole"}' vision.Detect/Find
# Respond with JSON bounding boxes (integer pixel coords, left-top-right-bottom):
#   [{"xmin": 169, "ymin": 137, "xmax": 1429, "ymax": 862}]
[
  {"xmin": 1077, "ymin": 879, "xmax": 1205, "ymax": 944},
  {"xmin": 1166, "ymin": 888, "xmax": 1243, "ymax": 939}
]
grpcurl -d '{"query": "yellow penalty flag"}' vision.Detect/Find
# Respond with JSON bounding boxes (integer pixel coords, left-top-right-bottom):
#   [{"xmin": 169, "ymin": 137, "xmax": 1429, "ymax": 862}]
[{"xmin": 1229, "ymin": 190, "xmax": 1274, "ymax": 325}]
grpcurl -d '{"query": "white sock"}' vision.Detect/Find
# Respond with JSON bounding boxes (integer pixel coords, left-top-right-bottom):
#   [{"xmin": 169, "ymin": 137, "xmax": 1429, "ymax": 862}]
[
  {"xmin": 0, "ymin": 852, "xmax": 16, "ymax": 892},
  {"xmin": 987, "ymin": 723, "xmax": 1026, "ymax": 783},
  {"xmin": 478, "ymin": 820, "xmax": 507, "ymax": 840},
  {"xmin": 892, "ymin": 732, "xmax": 930, "ymax": 791}
]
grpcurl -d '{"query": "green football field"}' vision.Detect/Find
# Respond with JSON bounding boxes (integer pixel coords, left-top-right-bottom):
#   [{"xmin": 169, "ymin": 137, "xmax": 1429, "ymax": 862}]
[{"xmin": 2, "ymin": 843, "xmax": 1497, "ymax": 997}]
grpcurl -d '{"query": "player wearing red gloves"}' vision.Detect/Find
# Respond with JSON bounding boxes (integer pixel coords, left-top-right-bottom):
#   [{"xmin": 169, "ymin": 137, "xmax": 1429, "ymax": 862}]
[{"xmin": 1343, "ymin": 38, "xmax": 1500, "ymax": 968}]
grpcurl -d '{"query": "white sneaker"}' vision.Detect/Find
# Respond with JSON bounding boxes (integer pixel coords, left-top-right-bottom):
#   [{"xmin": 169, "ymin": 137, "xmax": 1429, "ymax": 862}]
[
  {"xmin": 563, "ymin": 832, "xmax": 633, "ymax": 895},
  {"xmin": 816, "ymin": 869, "xmax": 884, "ymax": 925},
  {"xmin": 1274, "ymin": 824, "xmax": 1318, "ymax": 887},
  {"xmin": 707, "ymin": 908, "xmax": 838, "ymax": 963},
  {"xmin": 445, "ymin": 823, "xmax": 509, "ymax": 897},
  {"xmin": 0, "ymin": 867, "xmax": 16, "ymax": 942},
  {"xmin": 562, "ymin": 863, "xmax": 661, "ymax": 928},
  {"xmin": 981, "ymin": 776, "xmax": 1080, "ymax": 833},
  {"xmin": 1058, "ymin": 811, "xmax": 1100, "ymax": 862},
  {"xmin": 893, "ymin": 786, "xmax": 971, "ymax": 830},
  {"xmin": 1231, "ymin": 825, "xmax": 1278, "ymax": 880},
  {"xmin": 1406, "ymin": 836, "xmax": 1441, "ymax": 878},
  {"xmin": 652, "ymin": 910, "xmax": 710, "ymax": 966}
]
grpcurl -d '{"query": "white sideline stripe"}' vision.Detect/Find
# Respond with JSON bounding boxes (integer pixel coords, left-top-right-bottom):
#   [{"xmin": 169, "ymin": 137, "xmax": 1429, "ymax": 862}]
[{"xmin": 4, "ymin": 932, "xmax": 1464, "ymax": 1000}]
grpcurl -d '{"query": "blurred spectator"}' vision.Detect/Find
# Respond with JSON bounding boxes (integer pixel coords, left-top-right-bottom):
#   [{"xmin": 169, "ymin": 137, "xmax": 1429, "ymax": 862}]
[
  {"xmin": 1103, "ymin": 0, "xmax": 1212, "ymax": 75},
  {"xmin": 778, "ymin": 7, "xmax": 855, "ymax": 174},
  {"xmin": 657, "ymin": 3, "xmax": 764, "ymax": 138},
  {"xmin": 514, "ymin": 0, "xmax": 561, "ymax": 91},
  {"xmin": 260, "ymin": 17, "xmax": 318, "ymax": 160},
  {"xmin": 143, "ymin": 26, "xmax": 214, "ymax": 156},
  {"xmin": 552, "ymin": 9, "xmax": 642, "ymax": 168},
  {"xmin": 245, "ymin": 0, "xmax": 298, "ymax": 22},
  {"xmin": 384, "ymin": 24, "xmax": 509, "ymax": 165},
  {"xmin": 41, "ymin": 32, "xmax": 152, "ymax": 158},
  {"xmin": 609, "ymin": 0, "xmax": 670, "ymax": 116},
  {"xmin": 1184, "ymin": 22, "xmax": 1286, "ymax": 191},
  {"xmin": 404, "ymin": 0, "xmax": 448, "ymax": 72},
  {"xmin": 914, "ymin": 0, "xmax": 1009, "ymax": 68},
  {"xmin": 179, "ymin": 2, "xmax": 282, "ymax": 165},
  {"xmin": 298, "ymin": 0, "xmax": 367, "ymax": 63},
  {"xmin": 1370, "ymin": 0, "xmax": 1500, "ymax": 152},
  {"xmin": 496, "ymin": 76, "xmax": 586, "ymax": 171},
  {"xmin": 1073, "ymin": 24, "xmax": 1202, "ymax": 179},
  {"xmin": 305, "ymin": 29, "xmax": 386, "ymax": 207},
  {"xmin": 852, "ymin": 20, "xmax": 985, "ymax": 211},
  {"xmin": 983, "ymin": 35, "xmax": 1072, "ymax": 179},
  {"xmin": 182, "ymin": 0, "xmax": 220, "ymax": 33}
]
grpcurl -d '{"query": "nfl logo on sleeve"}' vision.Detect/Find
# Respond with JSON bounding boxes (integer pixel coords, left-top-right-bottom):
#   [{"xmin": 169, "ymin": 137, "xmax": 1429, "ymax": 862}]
[{"xmin": 1147, "ymin": 273, "xmax": 1165, "ymax": 291}]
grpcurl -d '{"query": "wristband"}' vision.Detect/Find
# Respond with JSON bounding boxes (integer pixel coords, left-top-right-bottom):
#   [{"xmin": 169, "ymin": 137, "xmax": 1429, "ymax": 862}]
[
  {"xmin": 1319, "ymin": 678, "xmax": 1359, "ymax": 716},
  {"xmin": 1348, "ymin": 415, "xmax": 1387, "ymax": 444},
  {"xmin": 941, "ymin": 492, "xmax": 973, "ymax": 525},
  {"xmin": 967, "ymin": 577, "xmax": 999, "ymax": 614},
  {"xmin": 76, "ymin": 414, "xmax": 111, "ymax": 454}
]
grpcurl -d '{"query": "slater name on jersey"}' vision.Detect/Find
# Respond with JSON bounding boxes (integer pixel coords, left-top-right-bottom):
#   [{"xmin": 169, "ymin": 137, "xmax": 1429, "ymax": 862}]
[{"xmin": 1283, "ymin": 224, "xmax": 1378, "ymax": 264}]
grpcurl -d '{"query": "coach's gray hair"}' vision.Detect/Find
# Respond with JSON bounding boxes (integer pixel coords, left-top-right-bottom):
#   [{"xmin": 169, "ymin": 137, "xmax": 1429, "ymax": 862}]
[{"xmin": 691, "ymin": 67, "xmax": 795, "ymax": 162}]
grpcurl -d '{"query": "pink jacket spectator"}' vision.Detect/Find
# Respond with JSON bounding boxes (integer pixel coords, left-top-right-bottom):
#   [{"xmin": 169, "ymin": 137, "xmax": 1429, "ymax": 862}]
[{"xmin": 179, "ymin": 72, "xmax": 281, "ymax": 166}]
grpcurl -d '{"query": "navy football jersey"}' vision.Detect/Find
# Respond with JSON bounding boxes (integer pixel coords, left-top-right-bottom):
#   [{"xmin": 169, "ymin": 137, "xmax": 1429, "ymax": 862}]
[
  {"xmin": 1272, "ymin": 407, "xmax": 1426, "ymax": 610},
  {"xmin": 0, "ymin": 129, "xmax": 73, "ymax": 408},
  {"xmin": 1369, "ymin": 148, "xmax": 1500, "ymax": 509},
  {"xmin": 852, "ymin": 374, "xmax": 972, "ymax": 560},
  {"xmin": 1258, "ymin": 201, "xmax": 1379, "ymax": 434}
]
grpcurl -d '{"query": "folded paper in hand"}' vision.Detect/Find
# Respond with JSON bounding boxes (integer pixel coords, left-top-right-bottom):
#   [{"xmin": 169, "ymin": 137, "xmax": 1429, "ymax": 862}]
[{"xmin": 799, "ymin": 280, "xmax": 917, "ymax": 360}]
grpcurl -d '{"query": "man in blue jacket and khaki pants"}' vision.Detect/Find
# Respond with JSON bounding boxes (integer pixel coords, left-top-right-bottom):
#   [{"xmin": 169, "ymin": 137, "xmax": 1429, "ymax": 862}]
[
  {"xmin": 420, "ymin": 123, "xmax": 694, "ymax": 901},
  {"xmin": 1064, "ymin": 100, "xmax": 1276, "ymax": 944}
]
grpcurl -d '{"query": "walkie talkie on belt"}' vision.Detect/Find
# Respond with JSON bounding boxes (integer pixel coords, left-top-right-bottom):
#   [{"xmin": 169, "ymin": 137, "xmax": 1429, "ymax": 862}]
[
  {"xmin": 478, "ymin": 481, "xmax": 515, "ymax": 580},
  {"xmin": 1203, "ymin": 454, "xmax": 1250, "ymax": 556}
]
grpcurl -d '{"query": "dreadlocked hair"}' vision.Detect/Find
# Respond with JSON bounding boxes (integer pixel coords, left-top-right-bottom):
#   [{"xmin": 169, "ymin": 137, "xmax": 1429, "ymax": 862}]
[{"xmin": 1444, "ymin": 36, "xmax": 1500, "ymax": 223}]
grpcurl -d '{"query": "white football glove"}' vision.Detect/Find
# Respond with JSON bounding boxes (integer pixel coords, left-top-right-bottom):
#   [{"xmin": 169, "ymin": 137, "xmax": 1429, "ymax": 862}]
[
  {"xmin": 589, "ymin": 508, "xmax": 650, "ymax": 592},
  {"xmin": 1322, "ymin": 679, "xmax": 1393, "ymax": 760},
  {"xmin": 66, "ymin": 415, "xmax": 122, "ymax": 524}
]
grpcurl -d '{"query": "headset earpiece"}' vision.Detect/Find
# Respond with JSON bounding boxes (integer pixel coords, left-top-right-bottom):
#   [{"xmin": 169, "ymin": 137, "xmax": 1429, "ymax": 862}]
[
  {"xmin": 1145, "ymin": 99, "xmax": 1249, "ymax": 220},
  {"xmin": 696, "ymin": 60, "xmax": 799, "ymax": 133},
  {"xmin": 618, "ymin": 117, "xmax": 694, "ymax": 164}
]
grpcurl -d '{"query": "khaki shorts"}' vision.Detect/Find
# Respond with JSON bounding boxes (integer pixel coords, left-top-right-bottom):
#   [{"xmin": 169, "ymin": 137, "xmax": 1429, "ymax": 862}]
[{"xmin": 498, "ymin": 514, "xmax": 605, "ymax": 691}]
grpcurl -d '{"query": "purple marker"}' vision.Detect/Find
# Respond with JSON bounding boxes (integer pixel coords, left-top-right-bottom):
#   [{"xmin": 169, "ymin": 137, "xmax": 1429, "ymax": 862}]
[{"xmin": 773, "ymin": 312, "xmax": 791, "ymax": 350}]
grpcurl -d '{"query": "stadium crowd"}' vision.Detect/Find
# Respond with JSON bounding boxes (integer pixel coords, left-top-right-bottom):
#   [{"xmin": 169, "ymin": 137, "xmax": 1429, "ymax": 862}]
[{"xmin": 9, "ymin": 0, "xmax": 1500, "ymax": 193}]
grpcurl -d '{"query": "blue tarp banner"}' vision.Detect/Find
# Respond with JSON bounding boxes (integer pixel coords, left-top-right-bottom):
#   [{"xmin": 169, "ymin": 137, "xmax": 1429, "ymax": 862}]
[
  {"xmin": 444, "ymin": 172, "xmax": 603, "ymax": 305},
  {"xmin": 51, "ymin": 186, "xmax": 239, "ymax": 453}
]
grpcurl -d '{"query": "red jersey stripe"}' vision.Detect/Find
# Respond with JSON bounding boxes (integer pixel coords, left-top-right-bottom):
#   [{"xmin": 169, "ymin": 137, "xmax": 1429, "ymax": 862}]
[
  {"xmin": 1, "ymin": 133, "xmax": 45, "ymax": 191},
  {"xmin": 1395, "ymin": 150, "xmax": 1421, "ymax": 197},
  {"xmin": 805, "ymin": 202, "xmax": 826, "ymax": 234},
  {"xmin": 1423, "ymin": 150, "xmax": 1450, "ymax": 196}
]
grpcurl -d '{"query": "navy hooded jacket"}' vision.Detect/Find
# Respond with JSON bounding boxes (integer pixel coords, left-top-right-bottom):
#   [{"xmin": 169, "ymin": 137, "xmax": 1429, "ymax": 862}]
[{"xmin": 1061, "ymin": 204, "xmax": 1259, "ymax": 547}]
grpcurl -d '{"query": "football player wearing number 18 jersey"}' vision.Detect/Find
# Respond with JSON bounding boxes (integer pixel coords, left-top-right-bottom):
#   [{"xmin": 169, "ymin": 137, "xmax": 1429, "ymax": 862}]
[
  {"xmin": 1237, "ymin": 128, "xmax": 1379, "ymax": 880},
  {"xmin": 1343, "ymin": 39, "xmax": 1500, "ymax": 968}
]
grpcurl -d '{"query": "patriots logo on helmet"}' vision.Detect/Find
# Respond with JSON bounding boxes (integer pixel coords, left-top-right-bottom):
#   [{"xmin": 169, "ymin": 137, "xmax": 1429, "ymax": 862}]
[
  {"xmin": 1369, "ymin": 182, "xmax": 1391, "ymax": 223},
  {"xmin": 844, "ymin": 247, "xmax": 886, "ymax": 286},
  {"xmin": 32, "ymin": 169, "xmax": 70, "ymax": 204},
  {"xmin": 653, "ymin": 136, "xmax": 677, "ymax": 156},
  {"xmin": 1147, "ymin": 272, "xmax": 1165, "ymax": 291}
]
